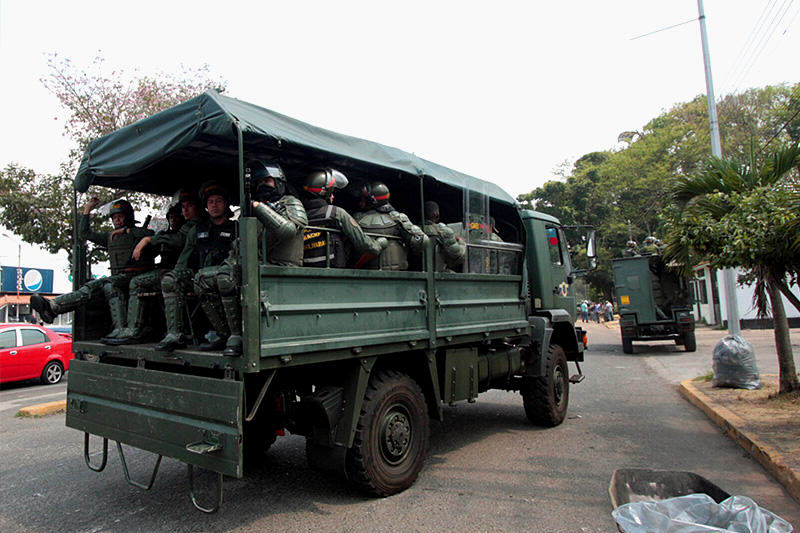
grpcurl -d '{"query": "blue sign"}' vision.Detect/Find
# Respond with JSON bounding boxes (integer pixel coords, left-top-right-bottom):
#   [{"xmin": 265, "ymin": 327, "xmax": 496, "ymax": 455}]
[{"xmin": 1, "ymin": 266, "xmax": 54, "ymax": 294}]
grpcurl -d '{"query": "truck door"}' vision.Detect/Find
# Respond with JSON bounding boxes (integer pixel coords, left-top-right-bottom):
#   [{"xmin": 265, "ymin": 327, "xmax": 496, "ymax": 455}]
[{"xmin": 546, "ymin": 225, "xmax": 574, "ymax": 314}]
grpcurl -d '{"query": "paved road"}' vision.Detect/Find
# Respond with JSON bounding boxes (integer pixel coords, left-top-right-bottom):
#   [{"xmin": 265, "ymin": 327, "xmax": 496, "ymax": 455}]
[{"xmin": 1, "ymin": 324, "xmax": 798, "ymax": 532}]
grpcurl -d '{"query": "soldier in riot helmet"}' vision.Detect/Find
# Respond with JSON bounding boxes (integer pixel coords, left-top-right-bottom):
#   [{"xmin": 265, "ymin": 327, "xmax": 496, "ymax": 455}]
[
  {"xmin": 207, "ymin": 159, "xmax": 308, "ymax": 356},
  {"xmin": 355, "ymin": 181, "xmax": 428, "ymax": 271},
  {"xmin": 423, "ymin": 201, "xmax": 465, "ymax": 272},
  {"xmin": 641, "ymin": 235, "xmax": 663, "ymax": 255},
  {"xmin": 31, "ymin": 198, "xmax": 155, "ymax": 342},
  {"xmin": 301, "ymin": 169, "xmax": 385, "ymax": 268},
  {"xmin": 154, "ymin": 182, "xmax": 236, "ymax": 352},
  {"xmin": 622, "ymin": 240, "xmax": 640, "ymax": 257},
  {"xmin": 109, "ymin": 190, "xmax": 202, "ymax": 345}
]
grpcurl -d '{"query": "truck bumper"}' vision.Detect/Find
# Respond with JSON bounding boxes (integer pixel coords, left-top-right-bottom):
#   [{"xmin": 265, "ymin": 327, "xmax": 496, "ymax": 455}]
[{"xmin": 66, "ymin": 360, "xmax": 244, "ymax": 478}]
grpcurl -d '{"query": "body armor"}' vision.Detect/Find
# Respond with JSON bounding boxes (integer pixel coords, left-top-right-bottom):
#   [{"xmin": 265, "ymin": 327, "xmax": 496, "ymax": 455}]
[
  {"xmin": 424, "ymin": 221, "xmax": 465, "ymax": 272},
  {"xmin": 253, "ymin": 195, "xmax": 307, "ymax": 266},
  {"xmin": 356, "ymin": 204, "xmax": 426, "ymax": 271},
  {"xmin": 304, "ymin": 200, "xmax": 348, "ymax": 267},
  {"xmin": 195, "ymin": 219, "xmax": 236, "ymax": 268}
]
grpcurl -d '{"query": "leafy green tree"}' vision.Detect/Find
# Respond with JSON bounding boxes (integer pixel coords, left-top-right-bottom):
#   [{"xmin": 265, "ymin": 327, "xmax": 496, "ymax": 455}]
[
  {"xmin": 0, "ymin": 53, "xmax": 226, "ymax": 264},
  {"xmin": 665, "ymin": 144, "xmax": 800, "ymax": 394}
]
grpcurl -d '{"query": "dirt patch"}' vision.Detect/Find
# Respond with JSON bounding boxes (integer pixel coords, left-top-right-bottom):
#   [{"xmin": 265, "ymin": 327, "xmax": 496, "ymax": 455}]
[{"xmin": 691, "ymin": 375, "xmax": 800, "ymax": 478}]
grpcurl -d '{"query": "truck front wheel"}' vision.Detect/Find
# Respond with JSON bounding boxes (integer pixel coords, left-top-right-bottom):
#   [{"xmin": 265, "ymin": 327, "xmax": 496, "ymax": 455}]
[
  {"xmin": 521, "ymin": 345, "xmax": 569, "ymax": 427},
  {"xmin": 345, "ymin": 370, "xmax": 429, "ymax": 496}
]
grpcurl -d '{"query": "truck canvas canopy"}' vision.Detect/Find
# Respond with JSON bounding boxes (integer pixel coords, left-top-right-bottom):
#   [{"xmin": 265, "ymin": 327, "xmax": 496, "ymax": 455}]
[{"xmin": 74, "ymin": 90, "xmax": 517, "ymax": 207}]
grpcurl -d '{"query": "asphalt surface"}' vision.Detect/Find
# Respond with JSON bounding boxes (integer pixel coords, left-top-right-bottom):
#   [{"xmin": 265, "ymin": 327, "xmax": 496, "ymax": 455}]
[{"xmin": 1, "ymin": 323, "xmax": 798, "ymax": 532}]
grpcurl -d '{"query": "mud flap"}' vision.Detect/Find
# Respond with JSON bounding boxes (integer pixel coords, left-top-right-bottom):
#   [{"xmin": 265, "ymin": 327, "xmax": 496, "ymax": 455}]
[{"xmin": 66, "ymin": 360, "xmax": 243, "ymax": 478}]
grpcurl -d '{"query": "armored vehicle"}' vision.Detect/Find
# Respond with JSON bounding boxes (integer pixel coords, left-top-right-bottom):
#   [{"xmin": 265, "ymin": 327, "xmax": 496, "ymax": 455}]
[
  {"xmin": 612, "ymin": 253, "xmax": 695, "ymax": 354},
  {"xmin": 64, "ymin": 91, "xmax": 595, "ymax": 511}
]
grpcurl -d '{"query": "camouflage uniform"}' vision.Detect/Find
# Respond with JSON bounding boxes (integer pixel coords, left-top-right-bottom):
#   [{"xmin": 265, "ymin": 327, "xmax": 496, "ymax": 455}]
[
  {"xmin": 32, "ymin": 210, "xmax": 154, "ymax": 339},
  {"xmin": 303, "ymin": 197, "xmax": 383, "ymax": 268},
  {"xmin": 206, "ymin": 194, "xmax": 307, "ymax": 355},
  {"xmin": 112, "ymin": 215, "xmax": 201, "ymax": 343},
  {"xmin": 154, "ymin": 216, "xmax": 234, "ymax": 351},
  {"xmin": 355, "ymin": 205, "xmax": 427, "ymax": 271},
  {"xmin": 423, "ymin": 220, "xmax": 465, "ymax": 272}
]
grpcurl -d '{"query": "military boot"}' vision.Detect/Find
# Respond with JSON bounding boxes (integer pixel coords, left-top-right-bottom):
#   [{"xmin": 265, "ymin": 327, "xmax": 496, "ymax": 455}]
[
  {"xmin": 221, "ymin": 295, "xmax": 243, "ymax": 357},
  {"xmin": 108, "ymin": 291, "xmax": 152, "ymax": 345},
  {"xmin": 198, "ymin": 295, "xmax": 229, "ymax": 351},
  {"xmin": 154, "ymin": 295, "xmax": 188, "ymax": 352},
  {"xmin": 100, "ymin": 293, "xmax": 128, "ymax": 344},
  {"xmin": 30, "ymin": 294, "xmax": 57, "ymax": 323}
]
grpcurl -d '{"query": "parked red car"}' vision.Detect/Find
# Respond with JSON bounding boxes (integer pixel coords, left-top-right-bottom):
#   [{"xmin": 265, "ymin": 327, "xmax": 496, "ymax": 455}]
[{"xmin": 0, "ymin": 323, "xmax": 74, "ymax": 385}]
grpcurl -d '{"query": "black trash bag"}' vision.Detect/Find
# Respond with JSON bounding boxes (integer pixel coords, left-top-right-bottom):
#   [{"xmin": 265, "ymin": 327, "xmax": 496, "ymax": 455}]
[{"xmin": 712, "ymin": 335, "xmax": 761, "ymax": 390}]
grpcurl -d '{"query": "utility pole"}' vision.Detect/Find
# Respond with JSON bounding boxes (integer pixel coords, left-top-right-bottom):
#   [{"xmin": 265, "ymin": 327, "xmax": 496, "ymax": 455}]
[{"xmin": 697, "ymin": 0, "xmax": 741, "ymax": 335}]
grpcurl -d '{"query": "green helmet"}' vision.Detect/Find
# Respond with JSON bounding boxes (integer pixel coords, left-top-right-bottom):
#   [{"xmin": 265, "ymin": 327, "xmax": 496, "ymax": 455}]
[
  {"xmin": 361, "ymin": 181, "xmax": 390, "ymax": 207},
  {"xmin": 303, "ymin": 169, "xmax": 348, "ymax": 198},
  {"xmin": 108, "ymin": 199, "xmax": 134, "ymax": 227}
]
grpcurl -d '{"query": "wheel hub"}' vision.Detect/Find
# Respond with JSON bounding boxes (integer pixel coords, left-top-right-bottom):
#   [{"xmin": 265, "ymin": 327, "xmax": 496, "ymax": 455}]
[
  {"xmin": 553, "ymin": 366, "xmax": 565, "ymax": 406},
  {"xmin": 380, "ymin": 408, "xmax": 411, "ymax": 464}
]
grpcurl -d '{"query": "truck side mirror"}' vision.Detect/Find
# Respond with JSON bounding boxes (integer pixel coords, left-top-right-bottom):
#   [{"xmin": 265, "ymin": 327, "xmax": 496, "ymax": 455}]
[{"xmin": 586, "ymin": 230, "xmax": 596, "ymax": 259}]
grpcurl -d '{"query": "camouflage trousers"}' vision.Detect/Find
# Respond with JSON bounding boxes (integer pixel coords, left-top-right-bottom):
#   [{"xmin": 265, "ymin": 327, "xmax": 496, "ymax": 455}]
[
  {"xmin": 125, "ymin": 269, "xmax": 168, "ymax": 332},
  {"xmin": 52, "ymin": 273, "xmax": 133, "ymax": 317},
  {"xmin": 160, "ymin": 267, "xmax": 195, "ymax": 336},
  {"xmin": 193, "ymin": 263, "xmax": 241, "ymax": 339}
]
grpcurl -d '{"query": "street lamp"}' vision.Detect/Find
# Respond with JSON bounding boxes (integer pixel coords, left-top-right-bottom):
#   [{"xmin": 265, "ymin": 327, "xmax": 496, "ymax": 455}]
[{"xmin": 1, "ymin": 232, "xmax": 22, "ymax": 321}]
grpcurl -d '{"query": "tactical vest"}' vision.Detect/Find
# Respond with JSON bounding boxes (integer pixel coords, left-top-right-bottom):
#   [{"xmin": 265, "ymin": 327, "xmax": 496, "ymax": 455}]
[
  {"xmin": 108, "ymin": 226, "xmax": 154, "ymax": 275},
  {"xmin": 356, "ymin": 206, "xmax": 407, "ymax": 271},
  {"xmin": 195, "ymin": 219, "xmax": 236, "ymax": 268},
  {"xmin": 423, "ymin": 223, "xmax": 449, "ymax": 272},
  {"xmin": 304, "ymin": 203, "xmax": 347, "ymax": 268}
]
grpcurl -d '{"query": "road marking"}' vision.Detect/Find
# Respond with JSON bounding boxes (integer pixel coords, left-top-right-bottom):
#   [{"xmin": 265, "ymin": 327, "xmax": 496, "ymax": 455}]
[{"xmin": 0, "ymin": 391, "xmax": 65, "ymax": 412}]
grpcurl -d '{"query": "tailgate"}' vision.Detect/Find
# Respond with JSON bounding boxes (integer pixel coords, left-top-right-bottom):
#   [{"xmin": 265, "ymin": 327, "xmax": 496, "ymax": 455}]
[{"xmin": 66, "ymin": 360, "xmax": 243, "ymax": 478}]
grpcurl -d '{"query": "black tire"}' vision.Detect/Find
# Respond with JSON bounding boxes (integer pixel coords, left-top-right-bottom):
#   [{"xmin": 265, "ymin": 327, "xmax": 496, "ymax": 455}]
[
  {"xmin": 521, "ymin": 344, "xmax": 569, "ymax": 427},
  {"xmin": 621, "ymin": 335, "xmax": 634, "ymax": 354},
  {"xmin": 683, "ymin": 331, "xmax": 697, "ymax": 352},
  {"xmin": 345, "ymin": 370, "xmax": 429, "ymax": 496},
  {"xmin": 242, "ymin": 421, "xmax": 276, "ymax": 467},
  {"xmin": 41, "ymin": 361, "xmax": 64, "ymax": 385}
]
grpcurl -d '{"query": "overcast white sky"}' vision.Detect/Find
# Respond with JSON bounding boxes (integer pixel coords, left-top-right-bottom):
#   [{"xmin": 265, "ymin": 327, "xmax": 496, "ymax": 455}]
[{"xmin": 1, "ymin": 0, "xmax": 799, "ymax": 280}]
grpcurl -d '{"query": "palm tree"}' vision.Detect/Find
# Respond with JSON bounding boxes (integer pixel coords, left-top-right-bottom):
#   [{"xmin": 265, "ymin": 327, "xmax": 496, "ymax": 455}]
[{"xmin": 665, "ymin": 143, "xmax": 800, "ymax": 394}]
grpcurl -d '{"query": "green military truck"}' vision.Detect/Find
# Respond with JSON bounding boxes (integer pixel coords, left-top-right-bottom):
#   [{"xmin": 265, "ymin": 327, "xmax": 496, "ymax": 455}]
[
  {"xmin": 65, "ymin": 91, "xmax": 595, "ymax": 511},
  {"xmin": 612, "ymin": 253, "xmax": 695, "ymax": 354}
]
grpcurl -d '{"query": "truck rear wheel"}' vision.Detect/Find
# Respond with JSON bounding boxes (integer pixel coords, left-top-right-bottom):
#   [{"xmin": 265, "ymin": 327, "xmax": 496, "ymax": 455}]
[
  {"xmin": 621, "ymin": 335, "xmax": 633, "ymax": 354},
  {"xmin": 521, "ymin": 344, "xmax": 569, "ymax": 427},
  {"xmin": 345, "ymin": 370, "xmax": 429, "ymax": 496},
  {"xmin": 683, "ymin": 331, "xmax": 697, "ymax": 352}
]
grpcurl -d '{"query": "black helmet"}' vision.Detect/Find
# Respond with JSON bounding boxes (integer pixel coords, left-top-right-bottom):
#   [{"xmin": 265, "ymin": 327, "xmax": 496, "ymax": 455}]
[
  {"xmin": 166, "ymin": 203, "xmax": 183, "ymax": 219},
  {"xmin": 361, "ymin": 181, "xmax": 390, "ymax": 207},
  {"xmin": 303, "ymin": 169, "xmax": 348, "ymax": 198},
  {"xmin": 198, "ymin": 180, "xmax": 229, "ymax": 206},
  {"xmin": 108, "ymin": 199, "xmax": 134, "ymax": 227},
  {"xmin": 246, "ymin": 159, "xmax": 286, "ymax": 202}
]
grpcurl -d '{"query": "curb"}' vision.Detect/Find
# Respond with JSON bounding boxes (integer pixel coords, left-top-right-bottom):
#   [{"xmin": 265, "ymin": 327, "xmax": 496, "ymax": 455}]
[
  {"xmin": 16, "ymin": 400, "xmax": 66, "ymax": 417},
  {"xmin": 680, "ymin": 379, "xmax": 800, "ymax": 504}
]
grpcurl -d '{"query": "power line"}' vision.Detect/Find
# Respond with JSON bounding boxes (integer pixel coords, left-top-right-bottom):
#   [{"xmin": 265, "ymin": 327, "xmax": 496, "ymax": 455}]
[
  {"xmin": 629, "ymin": 17, "xmax": 696, "ymax": 40},
  {"xmin": 729, "ymin": 0, "xmax": 794, "ymax": 94},
  {"xmin": 756, "ymin": 85, "xmax": 800, "ymax": 154},
  {"xmin": 723, "ymin": 0, "xmax": 778, "ymax": 93}
]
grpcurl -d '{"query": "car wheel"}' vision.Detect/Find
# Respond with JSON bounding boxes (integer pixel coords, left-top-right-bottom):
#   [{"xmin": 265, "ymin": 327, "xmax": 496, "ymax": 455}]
[{"xmin": 41, "ymin": 361, "xmax": 64, "ymax": 385}]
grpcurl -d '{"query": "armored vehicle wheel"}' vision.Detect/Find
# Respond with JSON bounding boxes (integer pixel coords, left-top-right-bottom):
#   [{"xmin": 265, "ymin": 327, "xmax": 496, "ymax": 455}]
[
  {"xmin": 683, "ymin": 331, "xmax": 697, "ymax": 352},
  {"xmin": 621, "ymin": 335, "xmax": 633, "ymax": 354},
  {"xmin": 345, "ymin": 370, "xmax": 429, "ymax": 496},
  {"xmin": 243, "ymin": 420, "xmax": 276, "ymax": 467},
  {"xmin": 521, "ymin": 344, "xmax": 569, "ymax": 427}
]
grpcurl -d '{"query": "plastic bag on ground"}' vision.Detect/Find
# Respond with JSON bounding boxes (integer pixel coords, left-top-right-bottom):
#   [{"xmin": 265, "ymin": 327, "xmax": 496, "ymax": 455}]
[
  {"xmin": 612, "ymin": 493, "xmax": 792, "ymax": 533},
  {"xmin": 712, "ymin": 335, "xmax": 761, "ymax": 390}
]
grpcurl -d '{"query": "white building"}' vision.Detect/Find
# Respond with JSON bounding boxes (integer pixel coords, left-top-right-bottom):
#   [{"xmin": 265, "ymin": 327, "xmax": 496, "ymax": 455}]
[{"xmin": 691, "ymin": 262, "xmax": 800, "ymax": 329}]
